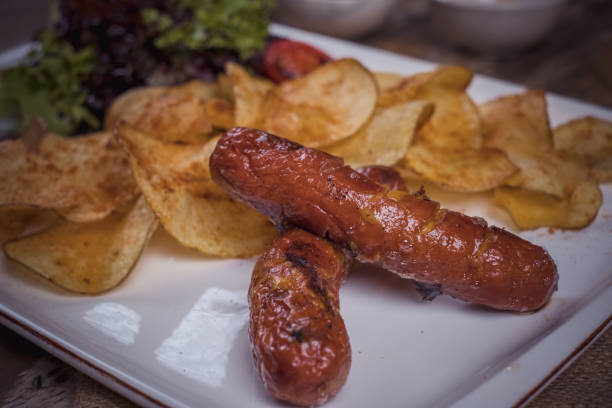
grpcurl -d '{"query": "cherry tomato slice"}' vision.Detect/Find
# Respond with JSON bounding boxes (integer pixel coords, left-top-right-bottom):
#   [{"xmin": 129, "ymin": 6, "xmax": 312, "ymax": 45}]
[{"xmin": 263, "ymin": 39, "xmax": 333, "ymax": 83}]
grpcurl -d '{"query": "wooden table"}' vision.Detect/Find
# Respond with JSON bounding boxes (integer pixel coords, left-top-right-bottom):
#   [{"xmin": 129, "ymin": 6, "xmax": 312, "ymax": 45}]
[{"xmin": 1, "ymin": 0, "xmax": 611, "ymax": 406}]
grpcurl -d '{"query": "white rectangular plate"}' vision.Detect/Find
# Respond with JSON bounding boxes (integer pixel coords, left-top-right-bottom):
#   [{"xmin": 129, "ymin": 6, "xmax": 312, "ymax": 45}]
[{"xmin": 1, "ymin": 24, "xmax": 611, "ymax": 408}]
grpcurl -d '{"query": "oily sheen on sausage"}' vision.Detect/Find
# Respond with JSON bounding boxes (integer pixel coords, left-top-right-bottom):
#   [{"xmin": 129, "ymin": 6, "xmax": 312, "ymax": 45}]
[
  {"xmin": 249, "ymin": 228, "xmax": 351, "ymax": 406},
  {"xmin": 211, "ymin": 127, "xmax": 558, "ymax": 312}
]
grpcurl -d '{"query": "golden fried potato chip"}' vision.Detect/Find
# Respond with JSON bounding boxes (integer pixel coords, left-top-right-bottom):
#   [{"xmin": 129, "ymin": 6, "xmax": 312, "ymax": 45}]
[
  {"xmin": 400, "ymin": 144, "xmax": 518, "ymax": 192},
  {"xmin": 501, "ymin": 149, "xmax": 589, "ymax": 198},
  {"xmin": 393, "ymin": 164, "xmax": 425, "ymax": 182},
  {"xmin": 0, "ymin": 132, "xmax": 138, "ymax": 222},
  {"xmin": 392, "ymin": 65, "xmax": 516, "ymax": 191},
  {"xmin": 416, "ymin": 91, "xmax": 482, "ymax": 150},
  {"xmin": 563, "ymin": 180, "xmax": 603, "ymax": 227},
  {"xmin": 374, "ymin": 72, "xmax": 405, "ymax": 91},
  {"xmin": 175, "ymin": 79, "xmax": 219, "ymax": 101},
  {"xmin": 415, "ymin": 66, "xmax": 481, "ymax": 150},
  {"xmin": 0, "ymin": 207, "xmax": 57, "ymax": 244},
  {"xmin": 216, "ymin": 73, "xmax": 234, "ymax": 101},
  {"xmin": 481, "ymin": 90, "xmax": 602, "ymax": 229},
  {"xmin": 425, "ymin": 65, "xmax": 473, "ymax": 91},
  {"xmin": 227, "ymin": 62, "xmax": 274, "ymax": 128},
  {"xmin": 106, "ymin": 87, "xmax": 213, "ymax": 143},
  {"xmin": 493, "ymin": 180, "xmax": 602, "ymax": 229},
  {"xmin": 263, "ymin": 58, "xmax": 378, "ymax": 147},
  {"xmin": 323, "ymin": 101, "xmax": 433, "ymax": 168},
  {"xmin": 205, "ymin": 98, "xmax": 235, "ymax": 130},
  {"xmin": 104, "ymin": 86, "xmax": 166, "ymax": 130},
  {"xmin": 553, "ymin": 116, "xmax": 612, "ymax": 182},
  {"xmin": 117, "ymin": 125, "xmax": 277, "ymax": 257},
  {"xmin": 376, "ymin": 66, "xmax": 479, "ymax": 149},
  {"xmin": 0, "ymin": 208, "xmax": 32, "ymax": 244},
  {"xmin": 4, "ymin": 195, "xmax": 158, "ymax": 293},
  {"xmin": 481, "ymin": 89, "xmax": 552, "ymax": 151},
  {"xmin": 375, "ymin": 71, "xmax": 431, "ymax": 107},
  {"xmin": 480, "ymin": 91, "xmax": 595, "ymax": 198}
]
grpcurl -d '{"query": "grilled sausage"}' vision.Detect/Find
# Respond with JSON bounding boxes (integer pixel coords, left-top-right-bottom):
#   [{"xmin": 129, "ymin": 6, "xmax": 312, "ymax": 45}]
[
  {"xmin": 211, "ymin": 127, "xmax": 558, "ymax": 312},
  {"xmin": 249, "ymin": 228, "xmax": 351, "ymax": 406},
  {"xmin": 248, "ymin": 167, "xmax": 405, "ymax": 405}
]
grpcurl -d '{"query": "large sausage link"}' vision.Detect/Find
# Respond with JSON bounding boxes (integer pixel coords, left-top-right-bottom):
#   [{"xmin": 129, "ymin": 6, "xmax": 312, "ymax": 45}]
[
  {"xmin": 249, "ymin": 228, "xmax": 351, "ymax": 406},
  {"xmin": 211, "ymin": 127, "xmax": 558, "ymax": 312}
]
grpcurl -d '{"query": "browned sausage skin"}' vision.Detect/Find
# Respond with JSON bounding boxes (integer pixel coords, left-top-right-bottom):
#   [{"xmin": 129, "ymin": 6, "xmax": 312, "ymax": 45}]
[
  {"xmin": 249, "ymin": 228, "xmax": 351, "ymax": 406},
  {"xmin": 211, "ymin": 127, "xmax": 558, "ymax": 312},
  {"xmin": 356, "ymin": 165, "xmax": 407, "ymax": 192}
]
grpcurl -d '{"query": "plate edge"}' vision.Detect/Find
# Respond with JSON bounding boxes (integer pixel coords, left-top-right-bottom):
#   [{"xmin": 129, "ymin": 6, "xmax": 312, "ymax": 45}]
[
  {"xmin": 0, "ymin": 307, "xmax": 169, "ymax": 408},
  {"xmin": 514, "ymin": 313, "xmax": 612, "ymax": 407}
]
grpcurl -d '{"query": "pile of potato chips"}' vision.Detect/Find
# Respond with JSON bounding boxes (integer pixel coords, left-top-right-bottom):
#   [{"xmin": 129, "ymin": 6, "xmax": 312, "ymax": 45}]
[
  {"xmin": 480, "ymin": 91, "xmax": 607, "ymax": 229},
  {"xmin": 1, "ymin": 57, "xmax": 610, "ymax": 294},
  {"xmin": 366, "ymin": 65, "xmax": 610, "ymax": 230},
  {"xmin": 0, "ymin": 131, "xmax": 155, "ymax": 293}
]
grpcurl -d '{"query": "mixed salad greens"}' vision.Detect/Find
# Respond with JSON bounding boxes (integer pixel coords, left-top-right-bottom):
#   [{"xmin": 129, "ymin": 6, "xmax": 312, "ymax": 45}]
[{"xmin": 0, "ymin": 0, "xmax": 276, "ymax": 137}]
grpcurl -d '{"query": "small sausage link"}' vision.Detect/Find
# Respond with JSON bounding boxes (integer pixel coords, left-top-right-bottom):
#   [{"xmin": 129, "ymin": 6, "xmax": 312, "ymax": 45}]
[{"xmin": 249, "ymin": 228, "xmax": 352, "ymax": 406}]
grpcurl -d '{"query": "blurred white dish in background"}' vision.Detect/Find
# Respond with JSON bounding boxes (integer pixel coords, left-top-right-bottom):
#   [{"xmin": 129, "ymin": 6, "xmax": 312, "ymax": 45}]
[
  {"xmin": 274, "ymin": 0, "xmax": 395, "ymax": 39},
  {"xmin": 430, "ymin": 0, "xmax": 567, "ymax": 53}
]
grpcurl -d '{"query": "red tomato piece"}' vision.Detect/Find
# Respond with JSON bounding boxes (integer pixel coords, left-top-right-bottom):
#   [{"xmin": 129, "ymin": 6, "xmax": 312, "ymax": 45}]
[{"xmin": 263, "ymin": 39, "xmax": 333, "ymax": 83}]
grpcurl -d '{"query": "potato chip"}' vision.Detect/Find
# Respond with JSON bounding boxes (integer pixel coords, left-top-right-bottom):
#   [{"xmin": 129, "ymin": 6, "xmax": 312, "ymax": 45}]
[
  {"xmin": 376, "ymin": 66, "xmax": 479, "ymax": 149},
  {"xmin": 4, "ymin": 195, "xmax": 158, "ymax": 293},
  {"xmin": 104, "ymin": 86, "xmax": 167, "ymax": 130},
  {"xmin": 553, "ymin": 116, "xmax": 612, "ymax": 181},
  {"xmin": 0, "ymin": 132, "xmax": 138, "ymax": 222},
  {"xmin": 416, "ymin": 92, "xmax": 482, "ymax": 150},
  {"xmin": 117, "ymin": 125, "xmax": 277, "ymax": 257},
  {"xmin": 564, "ymin": 180, "xmax": 603, "ymax": 227},
  {"xmin": 401, "ymin": 144, "xmax": 518, "ymax": 192},
  {"xmin": 390, "ymin": 65, "xmax": 515, "ymax": 191},
  {"xmin": 425, "ymin": 65, "xmax": 473, "ymax": 91},
  {"xmin": 106, "ymin": 87, "xmax": 213, "ymax": 143},
  {"xmin": 480, "ymin": 91, "xmax": 595, "ymax": 197},
  {"xmin": 227, "ymin": 62, "xmax": 274, "ymax": 128},
  {"xmin": 0, "ymin": 207, "xmax": 56, "ymax": 244},
  {"xmin": 415, "ymin": 66, "xmax": 481, "ymax": 150},
  {"xmin": 493, "ymin": 180, "xmax": 602, "ymax": 229},
  {"xmin": 0, "ymin": 208, "xmax": 32, "ymax": 244},
  {"xmin": 374, "ymin": 72, "xmax": 405, "ymax": 91},
  {"xmin": 393, "ymin": 164, "xmax": 425, "ymax": 182},
  {"xmin": 480, "ymin": 91, "xmax": 603, "ymax": 229},
  {"xmin": 375, "ymin": 71, "xmax": 431, "ymax": 107},
  {"xmin": 216, "ymin": 73, "xmax": 234, "ymax": 101},
  {"xmin": 501, "ymin": 148, "xmax": 589, "ymax": 198},
  {"xmin": 262, "ymin": 58, "xmax": 378, "ymax": 147},
  {"xmin": 175, "ymin": 79, "xmax": 219, "ymax": 101},
  {"xmin": 481, "ymin": 89, "xmax": 552, "ymax": 152},
  {"xmin": 323, "ymin": 100, "xmax": 433, "ymax": 168},
  {"xmin": 205, "ymin": 98, "xmax": 235, "ymax": 130}
]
